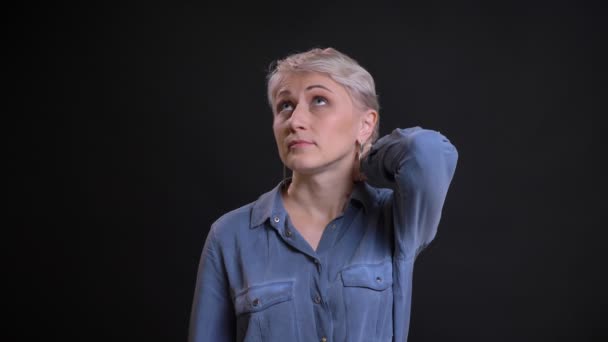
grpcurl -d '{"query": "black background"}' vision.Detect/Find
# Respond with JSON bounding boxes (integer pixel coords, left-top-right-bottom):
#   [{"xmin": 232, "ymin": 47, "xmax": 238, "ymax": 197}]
[{"xmin": 11, "ymin": 1, "xmax": 607, "ymax": 341}]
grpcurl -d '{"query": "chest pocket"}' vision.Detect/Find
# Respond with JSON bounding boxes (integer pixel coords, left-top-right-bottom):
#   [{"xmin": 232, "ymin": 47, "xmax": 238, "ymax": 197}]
[
  {"xmin": 233, "ymin": 280, "xmax": 299, "ymax": 342},
  {"xmin": 234, "ymin": 280, "xmax": 294, "ymax": 315},
  {"xmin": 341, "ymin": 261, "xmax": 394, "ymax": 341},
  {"xmin": 341, "ymin": 261, "xmax": 393, "ymax": 291}
]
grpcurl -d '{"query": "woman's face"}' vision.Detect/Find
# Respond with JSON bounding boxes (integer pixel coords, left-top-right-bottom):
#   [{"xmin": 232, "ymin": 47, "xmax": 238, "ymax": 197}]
[{"xmin": 272, "ymin": 72, "xmax": 373, "ymax": 176}]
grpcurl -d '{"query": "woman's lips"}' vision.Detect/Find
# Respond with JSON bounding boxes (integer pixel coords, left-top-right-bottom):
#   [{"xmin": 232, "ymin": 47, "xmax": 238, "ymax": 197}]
[{"xmin": 288, "ymin": 140, "xmax": 314, "ymax": 148}]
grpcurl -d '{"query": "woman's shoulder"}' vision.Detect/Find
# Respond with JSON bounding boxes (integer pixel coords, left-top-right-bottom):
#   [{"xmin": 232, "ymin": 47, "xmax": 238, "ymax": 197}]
[
  {"xmin": 208, "ymin": 184, "xmax": 279, "ymax": 241},
  {"xmin": 354, "ymin": 180, "xmax": 394, "ymax": 210},
  {"xmin": 208, "ymin": 200, "xmax": 256, "ymax": 240}
]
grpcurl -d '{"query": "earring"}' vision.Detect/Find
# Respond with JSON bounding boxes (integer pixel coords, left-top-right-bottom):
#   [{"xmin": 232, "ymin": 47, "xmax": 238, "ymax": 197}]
[
  {"xmin": 353, "ymin": 140, "xmax": 367, "ymax": 182},
  {"xmin": 357, "ymin": 140, "xmax": 365, "ymax": 161}
]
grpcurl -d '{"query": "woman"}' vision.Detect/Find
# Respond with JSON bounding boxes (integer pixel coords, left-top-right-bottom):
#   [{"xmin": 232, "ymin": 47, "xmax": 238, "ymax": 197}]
[{"xmin": 189, "ymin": 47, "xmax": 458, "ymax": 342}]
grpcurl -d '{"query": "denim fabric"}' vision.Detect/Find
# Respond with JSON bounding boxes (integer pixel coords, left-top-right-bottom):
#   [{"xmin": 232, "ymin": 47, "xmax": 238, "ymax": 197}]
[{"xmin": 189, "ymin": 127, "xmax": 458, "ymax": 342}]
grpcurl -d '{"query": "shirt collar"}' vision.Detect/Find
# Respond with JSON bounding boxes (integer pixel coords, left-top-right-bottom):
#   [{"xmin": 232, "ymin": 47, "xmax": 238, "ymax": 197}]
[
  {"xmin": 250, "ymin": 178, "xmax": 375, "ymax": 229},
  {"xmin": 350, "ymin": 180, "xmax": 376, "ymax": 213},
  {"xmin": 250, "ymin": 178, "xmax": 289, "ymax": 229}
]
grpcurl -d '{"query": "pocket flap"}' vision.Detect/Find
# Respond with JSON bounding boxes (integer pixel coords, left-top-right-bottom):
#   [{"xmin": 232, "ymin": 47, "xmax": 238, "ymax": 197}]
[
  {"xmin": 341, "ymin": 261, "xmax": 393, "ymax": 291},
  {"xmin": 234, "ymin": 280, "xmax": 294, "ymax": 315}
]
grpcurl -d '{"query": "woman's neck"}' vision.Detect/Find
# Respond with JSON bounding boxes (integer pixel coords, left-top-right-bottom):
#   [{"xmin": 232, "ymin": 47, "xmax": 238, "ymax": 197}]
[{"xmin": 282, "ymin": 169, "xmax": 354, "ymax": 223}]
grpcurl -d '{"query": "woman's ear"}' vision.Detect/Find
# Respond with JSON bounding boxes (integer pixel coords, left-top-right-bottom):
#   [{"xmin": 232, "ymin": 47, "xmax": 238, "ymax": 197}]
[{"xmin": 358, "ymin": 109, "xmax": 378, "ymax": 144}]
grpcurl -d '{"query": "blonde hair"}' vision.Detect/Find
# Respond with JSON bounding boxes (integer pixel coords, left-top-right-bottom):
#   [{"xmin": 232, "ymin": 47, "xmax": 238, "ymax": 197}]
[{"xmin": 266, "ymin": 47, "xmax": 380, "ymax": 143}]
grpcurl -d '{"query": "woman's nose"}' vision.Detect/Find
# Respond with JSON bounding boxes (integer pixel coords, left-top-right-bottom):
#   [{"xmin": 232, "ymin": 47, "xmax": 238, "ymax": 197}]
[{"xmin": 288, "ymin": 104, "xmax": 308, "ymax": 130}]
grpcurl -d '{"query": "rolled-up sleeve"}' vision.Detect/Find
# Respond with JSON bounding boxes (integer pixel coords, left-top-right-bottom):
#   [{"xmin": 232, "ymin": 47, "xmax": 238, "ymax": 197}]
[
  {"xmin": 189, "ymin": 225, "xmax": 235, "ymax": 342},
  {"xmin": 361, "ymin": 126, "xmax": 459, "ymax": 260}
]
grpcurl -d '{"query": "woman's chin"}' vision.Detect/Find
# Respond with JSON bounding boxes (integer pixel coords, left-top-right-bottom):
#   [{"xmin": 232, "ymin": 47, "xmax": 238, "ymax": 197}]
[
  {"xmin": 285, "ymin": 153, "xmax": 353, "ymax": 176},
  {"xmin": 285, "ymin": 159, "xmax": 324, "ymax": 175}
]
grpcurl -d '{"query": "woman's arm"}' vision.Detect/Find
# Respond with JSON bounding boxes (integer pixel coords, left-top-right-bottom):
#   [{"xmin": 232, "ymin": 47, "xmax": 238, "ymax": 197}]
[
  {"xmin": 188, "ymin": 226, "xmax": 235, "ymax": 342},
  {"xmin": 361, "ymin": 126, "xmax": 459, "ymax": 260}
]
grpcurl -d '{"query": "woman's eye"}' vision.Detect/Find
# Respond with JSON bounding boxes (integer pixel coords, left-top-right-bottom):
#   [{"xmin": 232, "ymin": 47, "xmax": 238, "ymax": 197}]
[
  {"xmin": 278, "ymin": 101, "xmax": 294, "ymax": 112},
  {"xmin": 313, "ymin": 96, "xmax": 327, "ymax": 106}
]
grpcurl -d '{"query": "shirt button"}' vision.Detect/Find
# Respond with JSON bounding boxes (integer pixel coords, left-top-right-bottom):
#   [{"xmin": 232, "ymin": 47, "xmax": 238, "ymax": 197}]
[
  {"xmin": 314, "ymin": 294, "xmax": 321, "ymax": 304},
  {"xmin": 376, "ymin": 276, "xmax": 383, "ymax": 283},
  {"xmin": 252, "ymin": 298, "xmax": 260, "ymax": 307},
  {"xmin": 273, "ymin": 216, "xmax": 280, "ymax": 223},
  {"xmin": 285, "ymin": 229, "xmax": 292, "ymax": 237},
  {"xmin": 321, "ymin": 337, "xmax": 327, "ymax": 342}
]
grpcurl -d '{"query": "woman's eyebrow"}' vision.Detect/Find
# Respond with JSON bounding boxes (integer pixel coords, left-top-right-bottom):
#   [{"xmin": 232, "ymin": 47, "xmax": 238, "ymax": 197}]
[
  {"xmin": 306, "ymin": 84, "xmax": 334, "ymax": 93},
  {"xmin": 275, "ymin": 84, "xmax": 334, "ymax": 100},
  {"xmin": 276, "ymin": 89, "xmax": 291, "ymax": 98}
]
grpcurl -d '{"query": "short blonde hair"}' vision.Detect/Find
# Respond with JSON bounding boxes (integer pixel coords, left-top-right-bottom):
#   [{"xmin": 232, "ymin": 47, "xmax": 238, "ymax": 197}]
[{"xmin": 266, "ymin": 47, "xmax": 380, "ymax": 143}]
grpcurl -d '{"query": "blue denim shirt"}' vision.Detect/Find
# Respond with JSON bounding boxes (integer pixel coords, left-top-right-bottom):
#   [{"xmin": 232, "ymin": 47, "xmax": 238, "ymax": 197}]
[{"xmin": 189, "ymin": 127, "xmax": 458, "ymax": 342}]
